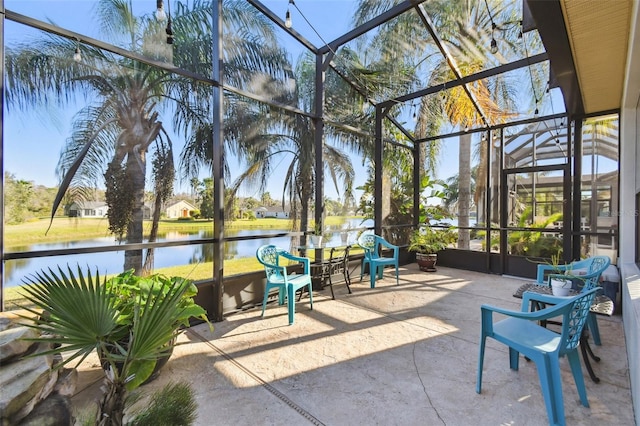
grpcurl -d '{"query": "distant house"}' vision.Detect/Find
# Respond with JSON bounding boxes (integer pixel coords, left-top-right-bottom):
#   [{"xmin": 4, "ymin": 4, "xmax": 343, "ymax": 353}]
[
  {"xmin": 254, "ymin": 206, "xmax": 290, "ymax": 218},
  {"xmin": 68, "ymin": 201, "xmax": 108, "ymax": 218},
  {"xmin": 166, "ymin": 200, "xmax": 197, "ymax": 218}
]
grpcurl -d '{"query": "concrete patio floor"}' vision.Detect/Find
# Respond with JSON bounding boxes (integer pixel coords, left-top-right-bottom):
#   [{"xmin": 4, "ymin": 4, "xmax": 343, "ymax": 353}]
[{"xmin": 71, "ymin": 265, "xmax": 634, "ymax": 425}]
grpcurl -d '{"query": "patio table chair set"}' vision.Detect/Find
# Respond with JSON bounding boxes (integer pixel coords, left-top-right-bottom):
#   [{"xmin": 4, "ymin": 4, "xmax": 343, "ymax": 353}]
[
  {"xmin": 256, "ymin": 233, "xmax": 399, "ymax": 325},
  {"xmin": 478, "ymin": 255, "xmax": 613, "ymax": 426}
]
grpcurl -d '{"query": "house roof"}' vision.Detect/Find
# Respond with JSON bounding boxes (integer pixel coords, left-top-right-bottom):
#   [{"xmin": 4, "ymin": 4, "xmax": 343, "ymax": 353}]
[
  {"xmin": 166, "ymin": 200, "xmax": 196, "ymax": 210},
  {"xmin": 70, "ymin": 201, "xmax": 107, "ymax": 209}
]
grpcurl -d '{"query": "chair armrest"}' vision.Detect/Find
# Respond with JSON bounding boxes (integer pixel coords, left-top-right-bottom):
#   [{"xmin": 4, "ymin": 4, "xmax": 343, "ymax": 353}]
[
  {"xmin": 536, "ymin": 263, "xmax": 570, "ymax": 283},
  {"xmin": 279, "ymin": 251, "xmax": 310, "ymax": 274},
  {"xmin": 521, "ymin": 290, "xmax": 570, "ymax": 310},
  {"xmin": 378, "ymin": 238, "xmax": 399, "ymax": 250}
]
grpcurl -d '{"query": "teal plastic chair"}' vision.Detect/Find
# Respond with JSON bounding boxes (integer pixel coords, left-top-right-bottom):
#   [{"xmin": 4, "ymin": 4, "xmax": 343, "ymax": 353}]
[
  {"xmin": 256, "ymin": 245, "xmax": 313, "ymax": 325},
  {"xmin": 357, "ymin": 233, "xmax": 399, "ymax": 288},
  {"xmin": 477, "ymin": 288, "xmax": 599, "ymax": 426},
  {"xmin": 535, "ymin": 256, "xmax": 610, "ymax": 345}
]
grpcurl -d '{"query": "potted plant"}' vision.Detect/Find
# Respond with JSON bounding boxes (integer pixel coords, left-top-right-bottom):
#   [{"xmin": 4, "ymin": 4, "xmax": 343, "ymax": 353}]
[
  {"xmin": 17, "ymin": 265, "xmax": 210, "ymax": 425},
  {"xmin": 310, "ymin": 222, "xmax": 327, "ymax": 247},
  {"xmin": 544, "ymin": 253, "xmax": 576, "ymax": 296},
  {"xmin": 408, "ymin": 226, "xmax": 457, "ymax": 272}
]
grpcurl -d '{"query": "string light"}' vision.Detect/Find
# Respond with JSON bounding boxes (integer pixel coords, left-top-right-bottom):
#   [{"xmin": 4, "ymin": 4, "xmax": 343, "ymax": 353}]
[
  {"xmin": 518, "ymin": 20, "xmax": 523, "ymax": 39},
  {"xmin": 484, "ymin": 0, "xmax": 498, "ymax": 54},
  {"xmin": 73, "ymin": 39, "xmax": 82, "ymax": 62},
  {"xmin": 155, "ymin": 0, "xmax": 167, "ymax": 22},
  {"xmin": 165, "ymin": 0, "xmax": 173, "ymax": 44},
  {"xmin": 285, "ymin": 0, "xmax": 293, "ymax": 28}
]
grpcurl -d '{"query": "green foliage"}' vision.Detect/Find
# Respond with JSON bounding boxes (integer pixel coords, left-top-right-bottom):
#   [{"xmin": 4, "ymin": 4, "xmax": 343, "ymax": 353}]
[
  {"xmin": 17, "ymin": 265, "xmax": 210, "ymax": 425},
  {"xmin": 4, "ymin": 172, "xmax": 34, "ymax": 224},
  {"xmin": 105, "ymin": 162, "xmax": 135, "ymax": 240},
  {"xmin": 197, "ymin": 178, "xmax": 214, "ymax": 219},
  {"xmin": 508, "ymin": 209, "xmax": 564, "ymax": 257},
  {"xmin": 408, "ymin": 226, "xmax": 457, "ymax": 254},
  {"xmin": 105, "ymin": 269, "xmax": 210, "ymax": 330},
  {"xmin": 129, "ymin": 381, "xmax": 197, "ymax": 426}
]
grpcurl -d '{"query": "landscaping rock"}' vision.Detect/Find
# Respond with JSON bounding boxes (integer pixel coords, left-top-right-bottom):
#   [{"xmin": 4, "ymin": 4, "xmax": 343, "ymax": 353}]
[{"xmin": 0, "ymin": 311, "xmax": 76, "ymax": 425}]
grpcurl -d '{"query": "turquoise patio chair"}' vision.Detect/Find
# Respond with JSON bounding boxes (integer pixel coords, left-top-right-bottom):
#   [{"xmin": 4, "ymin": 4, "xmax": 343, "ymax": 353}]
[
  {"xmin": 256, "ymin": 245, "xmax": 313, "ymax": 325},
  {"xmin": 357, "ymin": 233, "xmax": 399, "ymax": 288},
  {"xmin": 535, "ymin": 255, "xmax": 610, "ymax": 345},
  {"xmin": 477, "ymin": 288, "xmax": 599, "ymax": 426}
]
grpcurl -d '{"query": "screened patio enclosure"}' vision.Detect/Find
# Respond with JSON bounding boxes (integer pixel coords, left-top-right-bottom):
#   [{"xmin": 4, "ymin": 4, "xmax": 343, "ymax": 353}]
[{"xmin": 0, "ymin": 0, "xmax": 624, "ymax": 322}]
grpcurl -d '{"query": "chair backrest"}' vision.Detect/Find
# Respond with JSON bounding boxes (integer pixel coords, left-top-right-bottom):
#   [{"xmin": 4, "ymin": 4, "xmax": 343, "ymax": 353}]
[
  {"xmin": 559, "ymin": 288, "xmax": 599, "ymax": 354},
  {"xmin": 256, "ymin": 245, "xmax": 283, "ymax": 280},
  {"xmin": 573, "ymin": 256, "xmax": 611, "ymax": 291},
  {"xmin": 357, "ymin": 233, "xmax": 378, "ymax": 259},
  {"xmin": 329, "ymin": 245, "xmax": 350, "ymax": 272}
]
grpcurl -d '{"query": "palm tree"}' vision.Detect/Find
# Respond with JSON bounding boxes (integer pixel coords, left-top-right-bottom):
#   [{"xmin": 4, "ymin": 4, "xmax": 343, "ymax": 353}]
[
  {"xmin": 183, "ymin": 50, "xmax": 358, "ymax": 243},
  {"xmin": 354, "ymin": 0, "xmax": 530, "ymax": 248},
  {"xmin": 5, "ymin": 0, "xmax": 288, "ymax": 274}
]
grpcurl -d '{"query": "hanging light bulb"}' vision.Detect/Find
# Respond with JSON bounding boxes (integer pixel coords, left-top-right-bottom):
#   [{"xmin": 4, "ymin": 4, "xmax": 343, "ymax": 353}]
[
  {"xmin": 73, "ymin": 39, "xmax": 82, "ymax": 62},
  {"xmin": 518, "ymin": 20, "xmax": 523, "ymax": 39},
  {"xmin": 166, "ymin": 15, "xmax": 174, "ymax": 44},
  {"xmin": 285, "ymin": 9, "xmax": 292, "ymax": 28},
  {"xmin": 155, "ymin": 0, "xmax": 167, "ymax": 21},
  {"xmin": 534, "ymin": 98, "xmax": 539, "ymax": 116},
  {"xmin": 490, "ymin": 37, "xmax": 498, "ymax": 54},
  {"xmin": 285, "ymin": 0, "xmax": 294, "ymax": 28}
]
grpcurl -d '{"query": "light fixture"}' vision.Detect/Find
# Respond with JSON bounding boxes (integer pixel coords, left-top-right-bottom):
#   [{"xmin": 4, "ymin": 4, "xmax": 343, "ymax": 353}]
[
  {"xmin": 155, "ymin": 0, "xmax": 167, "ymax": 22},
  {"xmin": 73, "ymin": 39, "xmax": 82, "ymax": 62},
  {"xmin": 518, "ymin": 20, "xmax": 523, "ymax": 39},
  {"xmin": 485, "ymin": 0, "xmax": 498, "ymax": 54},
  {"xmin": 285, "ymin": 0, "xmax": 293, "ymax": 28},
  {"xmin": 166, "ymin": 16, "xmax": 174, "ymax": 44},
  {"xmin": 490, "ymin": 37, "xmax": 498, "ymax": 54},
  {"xmin": 165, "ymin": 0, "xmax": 173, "ymax": 44}
]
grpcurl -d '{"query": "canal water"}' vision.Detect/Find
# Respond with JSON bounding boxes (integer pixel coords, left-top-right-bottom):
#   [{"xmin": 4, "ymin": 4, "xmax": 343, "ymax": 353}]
[{"xmin": 4, "ymin": 219, "xmax": 372, "ymax": 288}]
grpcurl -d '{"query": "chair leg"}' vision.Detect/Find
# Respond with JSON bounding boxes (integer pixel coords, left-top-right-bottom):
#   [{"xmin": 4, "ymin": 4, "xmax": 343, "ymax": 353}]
[
  {"xmin": 307, "ymin": 282, "xmax": 313, "ymax": 310},
  {"xmin": 587, "ymin": 312, "xmax": 601, "ymax": 346},
  {"xmin": 328, "ymin": 274, "xmax": 336, "ymax": 299},
  {"xmin": 394, "ymin": 263, "xmax": 399, "ymax": 285},
  {"xmin": 287, "ymin": 285, "xmax": 295, "ymax": 325},
  {"xmin": 567, "ymin": 350, "xmax": 590, "ymax": 407},
  {"xmin": 508, "ymin": 348, "xmax": 520, "ymax": 370},
  {"xmin": 261, "ymin": 285, "xmax": 272, "ymax": 318},
  {"xmin": 476, "ymin": 335, "xmax": 487, "ymax": 394},
  {"xmin": 370, "ymin": 267, "xmax": 376, "ymax": 288},
  {"xmin": 344, "ymin": 267, "xmax": 352, "ymax": 294},
  {"xmin": 536, "ymin": 355, "xmax": 564, "ymax": 426}
]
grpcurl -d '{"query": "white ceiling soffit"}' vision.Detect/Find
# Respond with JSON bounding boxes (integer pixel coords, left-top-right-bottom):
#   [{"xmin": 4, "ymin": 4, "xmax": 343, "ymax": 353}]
[{"xmin": 560, "ymin": 0, "xmax": 633, "ymax": 114}]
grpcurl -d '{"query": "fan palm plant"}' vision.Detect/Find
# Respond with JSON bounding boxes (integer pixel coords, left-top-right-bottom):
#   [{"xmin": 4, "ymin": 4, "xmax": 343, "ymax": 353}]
[{"xmin": 18, "ymin": 265, "xmax": 207, "ymax": 426}]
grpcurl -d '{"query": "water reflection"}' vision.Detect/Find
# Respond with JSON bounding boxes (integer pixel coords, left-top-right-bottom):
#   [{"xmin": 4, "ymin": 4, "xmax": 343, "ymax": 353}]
[{"xmin": 4, "ymin": 219, "xmax": 371, "ymax": 288}]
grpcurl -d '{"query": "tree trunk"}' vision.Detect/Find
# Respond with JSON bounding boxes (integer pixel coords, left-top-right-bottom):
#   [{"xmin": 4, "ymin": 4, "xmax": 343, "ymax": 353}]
[
  {"xmin": 124, "ymin": 151, "xmax": 146, "ymax": 273},
  {"xmin": 96, "ymin": 379, "xmax": 126, "ymax": 426},
  {"xmin": 458, "ymin": 133, "xmax": 471, "ymax": 249}
]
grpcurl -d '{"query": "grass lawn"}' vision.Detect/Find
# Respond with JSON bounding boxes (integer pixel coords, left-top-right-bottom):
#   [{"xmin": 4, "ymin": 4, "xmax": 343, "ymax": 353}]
[{"xmin": 4, "ymin": 216, "xmax": 362, "ymax": 248}]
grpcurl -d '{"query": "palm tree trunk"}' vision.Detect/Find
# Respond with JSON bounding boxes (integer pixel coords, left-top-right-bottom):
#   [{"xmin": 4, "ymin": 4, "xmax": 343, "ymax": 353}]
[
  {"xmin": 124, "ymin": 152, "xmax": 146, "ymax": 273},
  {"xmin": 458, "ymin": 133, "xmax": 471, "ymax": 249},
  {"xmin": 96, "ymin": 379, "xmax": 126, "ymax": 426}
]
